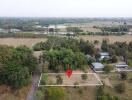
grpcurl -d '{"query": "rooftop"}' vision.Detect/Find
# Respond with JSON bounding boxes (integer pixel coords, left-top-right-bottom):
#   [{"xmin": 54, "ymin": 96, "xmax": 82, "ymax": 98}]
[
  {"xmin": 92, "ymin": 62, "xmax": 104, "ymax": 69},
  {"xmin": 99, "ymin": 52, "xmax": 109, "ymax": 56}
]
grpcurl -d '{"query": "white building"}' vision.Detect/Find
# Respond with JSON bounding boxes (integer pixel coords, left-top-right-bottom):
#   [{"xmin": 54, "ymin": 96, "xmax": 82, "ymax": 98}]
[
  {"xmin": 91, "ymin": 62, "xmax": 104, "ymax": 71},
  {"xmin": 99, "ymin": 52, "xmax": 110, "ymax": 61},
  {"xmin": 115, "ymin": 62, "xmax": 128, "ymax": 68},
  {"xmin": 10, "ymin": 29, "xmax": 21, "ymax": 33},
  {"xmin": 0, "ymin": 28, "xmax": 8, "ymax": 33}
]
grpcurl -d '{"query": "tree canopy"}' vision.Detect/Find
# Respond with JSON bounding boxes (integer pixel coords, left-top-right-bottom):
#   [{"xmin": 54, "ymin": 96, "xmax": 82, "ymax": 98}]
[{"xmin": 0, "ymin": 45, "xmax": 38, "ymax": 89}]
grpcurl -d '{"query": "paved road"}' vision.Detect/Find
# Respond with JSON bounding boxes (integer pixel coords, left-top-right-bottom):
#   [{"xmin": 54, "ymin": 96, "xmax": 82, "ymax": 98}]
[{"xmin": 26, "ymin": 75, "xmax": 39, "ymax": 100}]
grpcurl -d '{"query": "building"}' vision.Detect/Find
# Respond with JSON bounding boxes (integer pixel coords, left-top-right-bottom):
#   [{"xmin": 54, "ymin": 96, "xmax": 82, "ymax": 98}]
[
  {"xmin": 10, "ymin": 29, "xmax": 21, "ymax": 33},
  {"xmin": 91, "ymin": 62, "xmax": 104, "ymax": 71},
  {"xmin": 115, "ymin": 62, "xmax": 128, "ymax": 68},
  {"xmin": 0, "ymin": 28, "xmax": 8, "ymax": 33},
  {"xmin": 99, "ymin": 52, "xmax": 110, "ymax": 61},
  {"xmin": 127, "ymin": 32, "xmax": 132, "ymax": 35}
]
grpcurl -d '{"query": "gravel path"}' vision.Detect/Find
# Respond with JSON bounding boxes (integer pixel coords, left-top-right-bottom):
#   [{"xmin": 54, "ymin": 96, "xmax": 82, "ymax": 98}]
[{"xmin": 26, "ymin": 75, "xmax": 39, "ymax": 100}]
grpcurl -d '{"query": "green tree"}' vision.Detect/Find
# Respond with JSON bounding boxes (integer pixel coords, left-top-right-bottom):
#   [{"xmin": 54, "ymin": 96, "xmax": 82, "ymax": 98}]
[
  {"xmin": 35, "ymin": 90, "xmax": 44, "ymax": 100},
  {"xmin": 111, "ymin": 56, "xmax": 118, "ymax": 63},
  {"xmin": 56, "ymin": 75, "xmax": 63, "ymax": 84},
  {"xmin": 120, "ymin": 72, "xmax": 128, "ymax": 80},
  {"xmin": 47, "ymin": 87, "xmax": 66, "ymax": 100},
  {"xmin": 0, "ymin": 45, "xmax": 13, "ymax": 63},
  {"xmin": 0, "ymin": 45, "xmax": 38, "ymax": 89},
  {"xmin": 103, "ymin": 64, "xmax": 113, "ymax": 73},
  {"xmin": 1, "ymin": 66, "xmax": 30, "ymax": 89}
]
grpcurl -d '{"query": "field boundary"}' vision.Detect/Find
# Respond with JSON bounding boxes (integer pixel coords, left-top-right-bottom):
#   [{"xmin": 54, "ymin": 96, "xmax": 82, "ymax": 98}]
[{"xmin": 38, "ymin": 73, "xmax": 103, "ymax": 87}]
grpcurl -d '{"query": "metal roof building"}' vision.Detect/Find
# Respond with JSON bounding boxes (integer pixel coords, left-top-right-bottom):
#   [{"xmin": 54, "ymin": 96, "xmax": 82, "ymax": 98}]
[{"xmin": 91, "ymin": 62, "xmax": 104, "ymax": 71}]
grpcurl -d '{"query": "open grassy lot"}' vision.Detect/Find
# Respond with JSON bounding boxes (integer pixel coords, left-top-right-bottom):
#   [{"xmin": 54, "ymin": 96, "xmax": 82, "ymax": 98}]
[
  {"xmin": 39, "ymin": 73, "xmax": 102, "ymax": 86},
  {"xmin": 0, "ymin": 85, "xmax": 31, "ymax": 100},
  {"xmin": 65, "ymin": 87, "xmax": 96, "ymax": 100},
  {"xmin": 0, "ymin": 38, "xmax": 47, "ymax": 48},
  {"xmin": 37, "ymin": 86, "xmax": 97, "ymax": 100},
  {"xmin": 99, "ymin": 72, "xmax": 132, "ymax": 100},
  {"xmin": 0, "ymin": 35, "xmax": 131, "ymax": 49}
]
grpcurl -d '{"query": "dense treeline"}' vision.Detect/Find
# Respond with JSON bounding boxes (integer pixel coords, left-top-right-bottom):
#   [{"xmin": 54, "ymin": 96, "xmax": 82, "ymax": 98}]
[
  {"xmin": 34, "ymin": 37, "xmax": 96, "ymax": 72},
  {"xmin": 0, "ymin": 33, "xmax": 47, "ymax": 38},
  {"xmin": 33, "ymin": 37, "xmax": 95, "ymax": 55},
  {"xmin": 0, "ymin": 45, "xmax": 38, "ymax": 89},
  {"xmin": 78, "ymin": 32, "xmax": 126, "ymax": 36},
  {"xmin": 102, "ymin": 40, "xmax": 132, "ymax": 66},
  {"xmin": 101, "ymin": 26, "xmax": 128, "ymax": 32},
  {"xmin": 43, "ymin": 49, "xmax": 87, "ymax": 72}
]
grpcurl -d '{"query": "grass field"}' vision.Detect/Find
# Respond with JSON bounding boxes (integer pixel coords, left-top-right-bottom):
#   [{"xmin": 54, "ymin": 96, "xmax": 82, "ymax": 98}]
[
  {"xmin": 78, "ymin": 35, "xmax": 132, "ymax": 43},
  {"xmin": 99, "ymin": 72, "xmax": 132, "ymax": 100},
  {"xmin": 0, "ymin": 38, "xmax": 47, "ymax": 48},
  {"xmin": 0, "ymin": 35, "xmax": 131, "ymax": 49},
  {"xmin": 0, "ymin": 85, "xmax": 31, "ymax": 100},
  {"xmin": 39, "ymin": 73, "xmax": 102, "ymax": 86}
]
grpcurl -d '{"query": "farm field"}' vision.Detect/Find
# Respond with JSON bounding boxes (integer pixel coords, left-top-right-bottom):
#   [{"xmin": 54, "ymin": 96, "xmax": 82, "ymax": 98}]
[
  {"xmin": 0, "ymin": 38, "xmax": 47, "ymax": 48},
  {"xmin": 78, "ymin": 35, "xmax": 132, "ymax": 43},
  {"xmin": 0, "ymin": 35, "xmax": 131, "ymax": 49}
]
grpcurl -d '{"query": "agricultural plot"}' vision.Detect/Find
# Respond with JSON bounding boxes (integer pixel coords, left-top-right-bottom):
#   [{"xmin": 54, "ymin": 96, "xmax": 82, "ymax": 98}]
[{"xmin": 38, "ymin": 73, "xmax": 103, "ymax": 87}]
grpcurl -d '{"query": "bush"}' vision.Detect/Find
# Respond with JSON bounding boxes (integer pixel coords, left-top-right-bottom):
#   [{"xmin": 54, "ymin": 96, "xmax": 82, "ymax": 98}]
[
  {"xmin": 103, "ymin": 64, "xmax": 113, "ymax": 73},
  {"xmin": 78, "ymin": 88, "xmax": 83, "ymax": 94},
  {"xmin": 74, "ymin": 81, "xmax": 79, "ymax": 88},
  {"xmin": 35, "ymin": 90, "xmax": 43, "ymax": 100},
  {"xmin": 111, "ymin": 56, "xmax": 118, "ymax": 63},
  {"xmin": 97, "ymin": 86, "xmax": 120, "ymax": 100},
  {"xmin": 47, "ymin": 87, "xmax": 66, "ymax": 100},
  {"xmin": 41, "ymin": 74, "xmax": 48, "ymax": 85},
  {"xmin": 81, "ymin": 74, "xmax": 88, "ymax": 80},
  {"xmin": 120, "ymin": 72, "xmax": 128, "ymax": 80},
  {"xmin": 115, "ymin": 83, "xmax": 125, "ymax": 93},
  {"xmin": 56, "ymin": 75, "xmax": 63, "ymax": 84}
]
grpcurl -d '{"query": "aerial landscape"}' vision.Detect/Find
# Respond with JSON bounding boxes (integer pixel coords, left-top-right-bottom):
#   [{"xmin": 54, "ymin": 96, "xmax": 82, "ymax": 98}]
[{"xmin": 0, "ymin": 0, "xmax": 132, "ymax": 100}]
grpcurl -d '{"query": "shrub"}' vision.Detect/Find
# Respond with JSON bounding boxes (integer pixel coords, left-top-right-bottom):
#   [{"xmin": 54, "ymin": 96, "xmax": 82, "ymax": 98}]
[
  {"xmin": 120, "ymin": 72, "xmax": 128, "ymax": 80},
  {"xmin": 47, "ymin": 87, "xmax": 66, "ymax": 100},
  {"xmin": 103, "ymin": 64, "xmax": 113, "ymax": 73},
  {"xmin": 115, "ymin": 83, "xmax": 125, "ymax": 93},
  {"xmin": 56, "ymin": 75, "xmax": 63, "ymax": 84},
  {"xmin": 41, "ymin": 74, "xmax": 48, "ymax": 85},
  {"xmin": 81, "ymin": 74, "xmax": 88, "ymax": 80},
  {"xmin": 74, "ymin": 81, "xmax": 79, "ymax": 88},
  {"xmin": 78, "ymin": 88, "xmax": 83, "ymax": 94},
  {"xmin": 111, "ymin": 56, "xmax": 118, "ymax": 63},
  {"xmin": 35, "ymin": 90, "xmax": 43, "ymax": 100}
]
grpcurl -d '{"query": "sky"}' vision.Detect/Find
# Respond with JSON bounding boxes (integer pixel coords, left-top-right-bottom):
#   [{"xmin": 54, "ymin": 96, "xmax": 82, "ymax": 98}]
[{"xmin": 0, "ymin": 0, "xmax": 132, "ymax": 17}]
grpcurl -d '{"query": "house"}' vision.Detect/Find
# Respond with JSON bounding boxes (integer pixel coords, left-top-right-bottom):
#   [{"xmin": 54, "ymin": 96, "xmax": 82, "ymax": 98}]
[
  {"xmin": 99, "ymin": 52, "xmax": 110, "ymax": 61},
  {"xmin": 115, "ymin": 62, "xmax": 128, "ymax": 68},
  {"xmin": 0, "ymin": 28, "xmax": 8, "ymax": 33},
  {"xmin": 127, "ymin": 32, "xmax": 132, "ymax": 35},
  {"xmin": 91, "ymin": 62, "xmax": 104, "ymax": 71},
  {"xmin": 10, "ymin": 29, "xmax": 21, "ymax": 33}
]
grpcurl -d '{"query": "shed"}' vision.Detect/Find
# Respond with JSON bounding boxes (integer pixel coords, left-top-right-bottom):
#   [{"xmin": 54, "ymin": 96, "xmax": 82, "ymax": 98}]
[
  {"xmin": 91, "ymin": 62, "xmax": 104, "ymax": 71},
  {"xmin": 115, "ymin": 62, "xmax": 128, "ymax": 68},
  {"xmin": 99, "ymin": 52, "xmax": 110, "ymax": 61}
]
